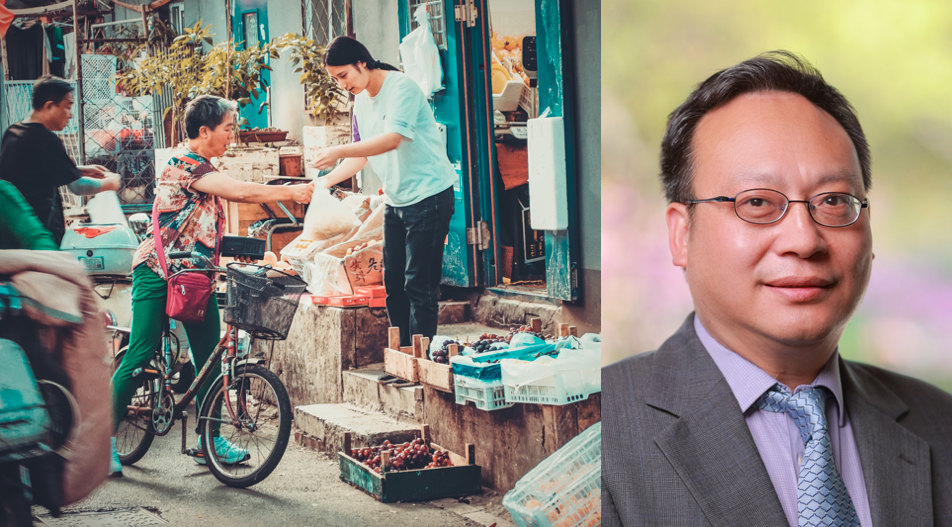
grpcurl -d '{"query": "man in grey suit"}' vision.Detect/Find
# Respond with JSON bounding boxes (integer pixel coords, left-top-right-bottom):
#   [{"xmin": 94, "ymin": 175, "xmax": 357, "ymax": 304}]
[{"xmin": 603, "ymin": 51, "xmax": 952, "ymax": 526}]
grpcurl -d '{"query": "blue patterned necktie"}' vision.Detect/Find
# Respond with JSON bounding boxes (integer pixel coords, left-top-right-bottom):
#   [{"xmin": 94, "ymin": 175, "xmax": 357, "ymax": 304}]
[{"xmin": 756, "ymin": 385, "xmax": 860, "ymax": 527}]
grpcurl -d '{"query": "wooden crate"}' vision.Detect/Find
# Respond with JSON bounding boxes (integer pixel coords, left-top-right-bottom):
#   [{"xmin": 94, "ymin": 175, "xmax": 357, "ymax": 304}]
[
  {"xmin": 416, "ymin": 343, "xmax": 459, "ymax": 394},
  {"xmin": 383, "ymin": 328, "xmax": 423, "ymax": 383},
  {"xmin": 338, "ymin": 426, "xmax": 481, "ymax": 503}
]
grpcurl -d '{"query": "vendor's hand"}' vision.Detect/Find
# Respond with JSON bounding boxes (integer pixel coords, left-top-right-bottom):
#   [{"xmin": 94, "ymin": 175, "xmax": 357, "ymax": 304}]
[
  {"xmin": 235, "ymin": 255, "xmax": 256, "ymax": 264},
  {"xmin": 79, "ymin": 165, "xmax": 110, "ymax": 178},
  {"xmin": 315, "ymin": 177, "xmax": 333, "ymax": 191},
  {"xmin": 312, "ymin": 146, "xmax": 343, "ymax": 170},
  {"xmin": 100, "ymin": 174, "xmax": 122, "ymax": 192},
  {"xmin": 292, "ymin": 182, "xmax": 316, "ymax": 204}
]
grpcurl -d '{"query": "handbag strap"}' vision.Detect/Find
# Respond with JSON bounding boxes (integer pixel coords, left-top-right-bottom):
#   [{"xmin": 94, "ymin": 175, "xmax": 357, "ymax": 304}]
[
  {"xmin": 151, "ymin": 195, "xmax": 225, "ymax": 280},
  {"xmin": 152, "ymin": 198, "xmax": 170, "ymax": 279}
]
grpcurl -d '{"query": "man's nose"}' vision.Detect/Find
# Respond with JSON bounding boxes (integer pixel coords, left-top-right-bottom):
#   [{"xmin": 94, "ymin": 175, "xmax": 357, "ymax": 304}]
[{"xmin": 773, "ymin": 201, "xmax": 828, "ymax": 258}]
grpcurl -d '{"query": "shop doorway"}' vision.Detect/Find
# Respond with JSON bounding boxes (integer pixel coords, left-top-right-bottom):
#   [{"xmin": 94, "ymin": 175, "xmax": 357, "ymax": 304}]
[{"xmin": 484, "ymin": 0, "xmax": 544, "ymax": 294}]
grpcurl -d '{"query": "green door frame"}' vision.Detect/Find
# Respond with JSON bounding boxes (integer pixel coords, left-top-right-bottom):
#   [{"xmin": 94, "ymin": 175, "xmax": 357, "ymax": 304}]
[
  {"xmin": 534, "ymin": 0, "xmax": 580, "ymax": 301},
  {"xmin": 399, "ymin": 0, "xmax": 481, "ymax": 288}
]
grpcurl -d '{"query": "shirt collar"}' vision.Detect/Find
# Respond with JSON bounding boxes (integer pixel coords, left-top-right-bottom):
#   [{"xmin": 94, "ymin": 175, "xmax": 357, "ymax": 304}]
[{"xmin": 694, "ymin": 316, "xmax": 847, "ymax": 427}]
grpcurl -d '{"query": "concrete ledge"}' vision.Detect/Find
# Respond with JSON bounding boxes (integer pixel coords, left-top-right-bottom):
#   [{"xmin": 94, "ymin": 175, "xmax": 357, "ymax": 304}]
[
  {"xmin": 472, "ymin": 293, "xmax": 561, "ymax": 335},
  {"xmin": 295, "ymin": 403, "xmax": 421, "ymax": 453},
  {"xmin": 262, "ymin": 303, "xmax": 389, "ymax": 409},
  {"xmin": 438, "ymin": 301, "xmax": 472, "ymax": 325},
  {"xmin": 342, "ymin": 366, "xmax": 424, "ymax": 423},
  {"xmin": 424, "ymin": 388, "xmax": 601, "ymax": 492}
]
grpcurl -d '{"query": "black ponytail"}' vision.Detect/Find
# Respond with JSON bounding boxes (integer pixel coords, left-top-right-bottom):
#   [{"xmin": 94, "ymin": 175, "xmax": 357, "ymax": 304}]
[{"xmin": 324, "ymin": 36, "xmax": 400, "ymax": 71}]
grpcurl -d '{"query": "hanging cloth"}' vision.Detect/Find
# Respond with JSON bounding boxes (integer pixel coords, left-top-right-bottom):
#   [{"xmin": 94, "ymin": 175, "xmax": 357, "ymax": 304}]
[
  {"xmin": 5, "ymin": 24, "xmax": 45, "ymax": 80},
  {"xmin": 0, "ymin": 0, "xmax": 13, "ymax": 39},
  {"xmin": 45, "ymin": 25, "xmax": 65, "ymax": 77}
]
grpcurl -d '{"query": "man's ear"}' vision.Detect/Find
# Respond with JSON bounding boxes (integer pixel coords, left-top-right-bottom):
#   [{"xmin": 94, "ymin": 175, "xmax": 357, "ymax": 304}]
[{"xmin": 666, "ymin": 202, "xmax": 690, "ymax": 269}]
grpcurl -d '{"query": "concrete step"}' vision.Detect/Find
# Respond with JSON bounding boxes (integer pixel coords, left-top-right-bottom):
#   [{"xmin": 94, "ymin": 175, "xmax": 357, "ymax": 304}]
[
  {"xmin": 438, "ymin": 300, "xmax": 472, "ymax": 325},
  {"xmin": 294, "ymin": 403, "xmax": 421, "ymax": 454},
  {"xmin": 342, "ymin": 365, "xmax": 424, "ymax": 423}
]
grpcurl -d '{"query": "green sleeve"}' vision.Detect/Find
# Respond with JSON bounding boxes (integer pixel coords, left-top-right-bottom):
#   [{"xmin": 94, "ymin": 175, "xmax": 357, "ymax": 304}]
[{"xmin": 0, "ymin": 180, "xmax": 59, "ymax": 251}]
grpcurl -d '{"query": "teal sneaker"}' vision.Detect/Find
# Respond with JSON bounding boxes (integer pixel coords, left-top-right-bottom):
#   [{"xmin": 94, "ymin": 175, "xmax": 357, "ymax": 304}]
[
  {"xmin": 195, "ymin": 436, "xmax": 251, "ymax": 465},
  {"xmin": 110, "ymin": 437, "xmax": 123, "ymax": 477}
]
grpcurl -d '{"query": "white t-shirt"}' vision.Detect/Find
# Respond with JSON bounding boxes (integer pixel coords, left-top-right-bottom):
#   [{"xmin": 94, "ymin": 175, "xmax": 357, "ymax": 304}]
[{"xmin": 353, "ymin": 71, "xmax": 456, "ymax": 207}]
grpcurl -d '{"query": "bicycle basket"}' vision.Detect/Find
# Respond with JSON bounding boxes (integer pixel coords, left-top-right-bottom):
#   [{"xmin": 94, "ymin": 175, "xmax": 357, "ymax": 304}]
[{"xmin": 224, "ymin": 263, "xmax": 307, "ymax": 340}]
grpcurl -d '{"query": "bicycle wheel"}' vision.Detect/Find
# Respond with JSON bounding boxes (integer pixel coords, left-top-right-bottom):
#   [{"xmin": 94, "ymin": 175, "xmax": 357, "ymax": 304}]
[
  {"xmin": 199, "ymin": 364, "xmax": 292, "ymax": 488},
  {"xmin": 114, "ymin": 350, "xmax": 157, "ymax": 465}
]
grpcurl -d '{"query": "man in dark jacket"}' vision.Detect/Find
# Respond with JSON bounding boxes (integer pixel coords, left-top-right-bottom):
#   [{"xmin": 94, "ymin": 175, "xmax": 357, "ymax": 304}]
[{"xmin": 0, "ymin": 75, "xmax": 120, "ymax": 244}]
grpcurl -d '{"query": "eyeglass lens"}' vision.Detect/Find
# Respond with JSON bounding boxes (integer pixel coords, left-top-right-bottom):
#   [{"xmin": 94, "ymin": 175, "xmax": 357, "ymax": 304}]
[{"xmin": 734, "ymin": 189, "xmax": 861, "ymax": 226}]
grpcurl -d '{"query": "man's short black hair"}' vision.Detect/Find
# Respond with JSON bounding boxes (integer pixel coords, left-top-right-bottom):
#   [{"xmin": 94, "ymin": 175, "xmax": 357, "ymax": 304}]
[
  {"xmin": 660, "ymin": 51, "xmax": 871, "ymax": 204},
  {"xmin": 183, "ymin": 95, "xmax": 238, "ymax": 139},
  {"xmin": 32, "ymin": 75, "xmax": 74, "ymax": 110}
]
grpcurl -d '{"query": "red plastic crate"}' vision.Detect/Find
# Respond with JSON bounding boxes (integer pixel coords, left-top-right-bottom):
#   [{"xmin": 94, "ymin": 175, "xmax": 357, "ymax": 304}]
[
  {"xmin": 327, "ymin": 295, "xmax": 370, "ymax": 307},
  {"xmin": 355, "ymin": 285, "xmax": 387, "ymax": 298},
  {"xmin": 369, "ymin": 297, "xmax": 387, "ymax": 308}
]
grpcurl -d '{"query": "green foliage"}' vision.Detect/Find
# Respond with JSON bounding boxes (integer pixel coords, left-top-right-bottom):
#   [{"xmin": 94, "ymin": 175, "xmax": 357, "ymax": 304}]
[
  {"xmin": 271, "ymin": 33, "xmax": 346, "ymax": 122},
  {"xmin": 115, "ymin": 21, "xmax": 345, "ymax": 142}
]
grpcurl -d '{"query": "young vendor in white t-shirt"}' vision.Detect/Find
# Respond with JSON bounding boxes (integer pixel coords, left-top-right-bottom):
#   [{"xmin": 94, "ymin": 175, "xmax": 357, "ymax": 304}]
[{"xmin": 313, "ymin": 36, "xmax": 456, "ymax": 348}]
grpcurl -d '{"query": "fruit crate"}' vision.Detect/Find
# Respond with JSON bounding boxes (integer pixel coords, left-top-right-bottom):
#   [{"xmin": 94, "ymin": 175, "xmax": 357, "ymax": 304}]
[
  {"xmin": 503, "ymin": 422, "xmax": 601, "ymax": 527},
  {"xmin": 501, "ymin": 350, "xmax": 601, "ymax": 406},
  {"xmin": 415, "ymin": 341, "xmax": 459, "ymax": 394},
  {"xmin": 383, "ymin": 329, "xmax": 426, "ymax": 383},
  {"xmin": 338, "ymin": 425, "xmax": 482, "ymax": 503},
  {"xmin": 453, "ymin": 375, "xmax": 513, "ymax": 411}
]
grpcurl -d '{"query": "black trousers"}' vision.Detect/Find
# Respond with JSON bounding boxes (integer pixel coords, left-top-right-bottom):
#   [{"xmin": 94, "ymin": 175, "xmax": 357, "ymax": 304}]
[{"xmin": 383, "ymin": 186, "xmax": 455, "ymax": 347}]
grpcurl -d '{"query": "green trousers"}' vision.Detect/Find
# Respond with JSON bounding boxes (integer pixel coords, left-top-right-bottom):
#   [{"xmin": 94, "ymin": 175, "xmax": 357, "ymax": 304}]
[{"xmin": 111, "ymin": 265, "xmax": 220, "ymax": 434}]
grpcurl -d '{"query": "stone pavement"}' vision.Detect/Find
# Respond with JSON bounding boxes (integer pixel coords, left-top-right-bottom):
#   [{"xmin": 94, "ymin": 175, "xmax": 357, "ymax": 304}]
[{"xmin": 33, "ymin": 402, "xmax": 515, "ymax": 527}]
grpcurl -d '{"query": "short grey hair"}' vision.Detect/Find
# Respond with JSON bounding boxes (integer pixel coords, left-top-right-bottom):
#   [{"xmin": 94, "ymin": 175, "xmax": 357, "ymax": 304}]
[{"xmin": 184, "ymin": 95, "xmax": 239, "ymax": 139}]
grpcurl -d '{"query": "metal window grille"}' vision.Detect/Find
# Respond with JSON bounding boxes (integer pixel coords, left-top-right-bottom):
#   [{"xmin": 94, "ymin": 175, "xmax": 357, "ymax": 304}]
[
  {"xmin": 81, "ymin": 54, "xmax": 158, "ymax": 208},
  {"xmin": 304, "ymin": 0, "xmax": 348, "ymax": 46},
  {"xmin": 408, "ymin": 0, "xmax": 447, "ymax": 50}
]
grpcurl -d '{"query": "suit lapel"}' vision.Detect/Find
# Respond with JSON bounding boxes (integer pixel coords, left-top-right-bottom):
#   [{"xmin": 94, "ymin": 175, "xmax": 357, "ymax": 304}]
[
  {"xmin": 646, "ymin": 315, "xmax": 787, "ymax": 527},
  {"xmin": 841, "ymin": 360, "xmax": 933, "ymax": 526}
]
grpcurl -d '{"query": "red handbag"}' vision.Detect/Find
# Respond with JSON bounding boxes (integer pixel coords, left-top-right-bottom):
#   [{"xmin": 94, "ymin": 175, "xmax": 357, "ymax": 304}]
[{"xmin": 151, "ymin": 199, "xmax": 223, "ymax": 324}]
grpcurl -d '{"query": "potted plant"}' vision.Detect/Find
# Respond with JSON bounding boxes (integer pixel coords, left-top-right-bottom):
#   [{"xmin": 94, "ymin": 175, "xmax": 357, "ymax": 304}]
[{"xmin": 115, "ymin": 20, "xmax": 276, "ymax": 146}]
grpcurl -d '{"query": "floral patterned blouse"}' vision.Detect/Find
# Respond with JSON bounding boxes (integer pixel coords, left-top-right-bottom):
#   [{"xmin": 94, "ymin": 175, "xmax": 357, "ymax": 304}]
[{"xmin": 132, "ymin": 148, "xmax": 223, "ymax": 280}]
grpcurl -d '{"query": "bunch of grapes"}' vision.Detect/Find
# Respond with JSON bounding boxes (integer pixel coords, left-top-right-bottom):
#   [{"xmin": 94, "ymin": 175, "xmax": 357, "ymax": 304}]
[
  {"xmin": 431, "ymin": 339, "xmax": 460, "ymax": 364},
  {"xmin": 506, "ymin": 325, "xmax": 545, "ymax": 342},
  {"xmin": 350, "ymin": 438, "xmax": 454, "ymax": 474},
  {"xmin": 471, "ymin": 333, "xmax": 507, "ymax": 354}
]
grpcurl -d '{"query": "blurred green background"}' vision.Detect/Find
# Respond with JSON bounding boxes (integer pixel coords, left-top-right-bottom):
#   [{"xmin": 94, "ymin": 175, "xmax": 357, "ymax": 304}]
[{"xmin": 602, "ymin": 0, "xmax": 952, "ymax": 391}]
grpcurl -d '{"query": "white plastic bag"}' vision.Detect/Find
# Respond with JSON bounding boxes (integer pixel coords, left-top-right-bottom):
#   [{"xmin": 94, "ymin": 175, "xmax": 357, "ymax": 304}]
[
  {"xmin": 399, "ymin": 5, "xmax": 443, "ymax": 99},
  {"xmin": 303, "ymin": 187, "xmax": 362, "ymax": 240},
  {"xmin": 303, "ymin": 252, "xmax": 353, "ymax": 296}
]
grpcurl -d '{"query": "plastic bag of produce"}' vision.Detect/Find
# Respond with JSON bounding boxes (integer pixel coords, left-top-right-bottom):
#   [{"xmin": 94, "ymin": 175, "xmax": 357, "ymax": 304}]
[
  {"xmin": 302, "ymin": 252, "xmax": 353, "ymax": 296},
  {"xmin": 303, "ymin": 187, "xmax": 361, "ymax": 240},
  {"xmin": 510, "ymin": 332, "xmax": 544, "ymax": 349}
]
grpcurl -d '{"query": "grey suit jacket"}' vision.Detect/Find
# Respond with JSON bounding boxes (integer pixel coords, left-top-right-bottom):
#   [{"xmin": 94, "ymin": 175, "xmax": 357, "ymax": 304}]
[{"xmin": 602, "ymin": 313, "xmax": 952, "ymax": 526}]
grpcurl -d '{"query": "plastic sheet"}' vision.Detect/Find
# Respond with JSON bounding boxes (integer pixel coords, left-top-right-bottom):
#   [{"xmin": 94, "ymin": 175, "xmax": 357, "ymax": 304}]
[{"xmin": 398, "ymin": 5, "xmax": 444, "ymax": 98}]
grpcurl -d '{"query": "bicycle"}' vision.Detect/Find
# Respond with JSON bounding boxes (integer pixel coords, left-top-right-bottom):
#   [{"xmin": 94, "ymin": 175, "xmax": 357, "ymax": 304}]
[{"xmin": 114, "ymin": 254, "xmax": 307, "ymax": 488}]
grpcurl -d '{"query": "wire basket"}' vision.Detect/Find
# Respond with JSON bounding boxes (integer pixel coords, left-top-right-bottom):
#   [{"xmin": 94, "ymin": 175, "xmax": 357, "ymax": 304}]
[{"xmin": 224, "ymin": 263, "xmax": 307, "ymax": 340}]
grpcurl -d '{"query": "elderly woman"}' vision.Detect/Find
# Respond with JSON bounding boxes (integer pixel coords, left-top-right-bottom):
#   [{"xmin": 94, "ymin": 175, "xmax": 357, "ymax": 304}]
[{"xmin": 110, "ymin": 95, "xmax": 314, "ymax": 476}]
